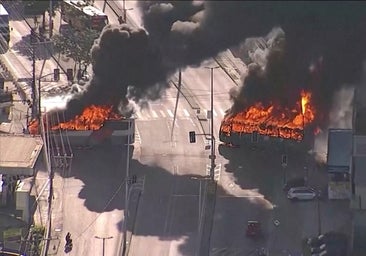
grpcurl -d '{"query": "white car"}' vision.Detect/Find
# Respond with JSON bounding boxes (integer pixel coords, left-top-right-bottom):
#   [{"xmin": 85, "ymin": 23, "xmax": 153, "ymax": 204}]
[{"xmin": 287, "ymin": 187, "xmax": 317, "ymax": 200}]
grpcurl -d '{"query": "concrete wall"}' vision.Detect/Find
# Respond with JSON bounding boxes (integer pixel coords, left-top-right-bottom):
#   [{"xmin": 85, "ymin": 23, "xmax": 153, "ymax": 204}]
[{"xmin": 15, "ymin": 177, "xmax": 33, "ymax": 223}]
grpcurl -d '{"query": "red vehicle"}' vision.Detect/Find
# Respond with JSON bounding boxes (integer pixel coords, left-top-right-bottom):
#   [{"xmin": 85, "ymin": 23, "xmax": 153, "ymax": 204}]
[{"xmin": 246, "ymin": 220, "xmax": 261, "ymax": 237}]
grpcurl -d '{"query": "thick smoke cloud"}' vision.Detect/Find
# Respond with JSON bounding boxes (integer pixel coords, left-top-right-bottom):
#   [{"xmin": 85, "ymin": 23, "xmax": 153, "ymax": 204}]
[{"xmin": 62, "ymin": 1, "xmax": 366, "ymax": 126}]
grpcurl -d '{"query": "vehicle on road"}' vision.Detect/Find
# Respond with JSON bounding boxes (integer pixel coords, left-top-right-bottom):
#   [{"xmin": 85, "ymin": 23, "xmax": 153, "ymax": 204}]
[
  {"xmin": 283, "ymin": 177, "xmax": 306, "ymax": 192},
  {"xmin": 246, "ymin": 220, "xmax": 261, "ymax": 238},
  {"xmin": 61, "ymin": 0, "xmax": 108, "ymax": 31},
  {"xmin": 287, "ymin": 187, "xmax": 317, "ymax": 200}
]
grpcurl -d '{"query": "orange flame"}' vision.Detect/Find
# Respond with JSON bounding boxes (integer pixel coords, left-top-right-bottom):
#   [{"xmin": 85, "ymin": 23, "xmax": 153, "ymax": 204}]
[
  {"xmin": 52, "ymin": 105, "xmax": 123, "ymax": 131},
  {"xmin": 220, "ymin": 91, "xmax": 316, "ymax": 141},
  {"xmin": 28, "ymin": 105, "xmax": 123, "ymax": 135}
]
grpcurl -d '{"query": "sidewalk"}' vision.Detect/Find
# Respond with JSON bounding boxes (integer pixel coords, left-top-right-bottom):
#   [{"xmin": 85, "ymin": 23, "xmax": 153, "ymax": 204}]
[{"xmin": 32, "ymin": 168, "xmax": 64, "ymax": 256}]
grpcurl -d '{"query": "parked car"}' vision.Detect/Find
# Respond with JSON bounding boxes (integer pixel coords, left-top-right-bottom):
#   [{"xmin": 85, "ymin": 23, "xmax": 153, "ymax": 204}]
[
  {"xmin": 287, "ymin": 187, "xmax": 317, "ymax": 200},
  {"xmin": 246, "ymin": 220, "xmax": 261, "ymax": 238},
  {"xmin": 283, "ymin": 177, "xmax": 306, "ymax": 192}
]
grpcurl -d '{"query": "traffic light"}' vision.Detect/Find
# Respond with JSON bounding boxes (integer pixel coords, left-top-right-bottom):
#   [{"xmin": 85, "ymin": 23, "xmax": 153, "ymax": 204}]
[
  {"xmin": 66, "ymin": 68, "xmax": 73, "ymax": 81},
  {"xmin": 281, "ymin": 154, "xmax": 288, "ymax": 166},
  {"xmin": 189, "ymin": 131, "xmax": 196, "ymax": 143},
  {"xmin": 54, "ymin": 68, "xmax": 60, "ymax": 81},
  {"xmin": 252, "ymin": 131, "xmax": 258, "ymax": 143},
  {"xmin": 132, "ymin": 175, "xmax": 137, "ymax": 184}
]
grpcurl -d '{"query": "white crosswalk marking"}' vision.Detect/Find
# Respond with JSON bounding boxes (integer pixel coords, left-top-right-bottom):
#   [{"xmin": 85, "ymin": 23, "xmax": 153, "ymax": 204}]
[
  {"xmin": 167, "ymin": 109, "xmax": 174, "ymax": 117},
  {"xmin": 159, "ymin": 110, "xmax": 166, "ymax": 118},
  {"xmin": 183, "ymin": 109, "xmax": 190, "ymax": 117},
  {"xmin": 151, "ymin": 110, "xmax": 158, "ymax": 118}
]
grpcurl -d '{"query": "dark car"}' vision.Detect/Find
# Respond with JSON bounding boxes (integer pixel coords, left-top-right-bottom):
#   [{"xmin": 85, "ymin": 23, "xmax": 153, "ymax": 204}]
[
  {"xmin": 246, "ymin": 220, "xmax": 261, "ymax": 238},
  {"xmin": 283, "ymin": 177, "xmax": 306, "ymax": 192}
]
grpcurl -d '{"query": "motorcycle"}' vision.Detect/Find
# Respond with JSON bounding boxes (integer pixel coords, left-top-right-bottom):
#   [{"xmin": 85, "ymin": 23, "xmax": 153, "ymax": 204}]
[{"xmin": 64, "ymin": 241, "xmax": 73, "ymax": 253}]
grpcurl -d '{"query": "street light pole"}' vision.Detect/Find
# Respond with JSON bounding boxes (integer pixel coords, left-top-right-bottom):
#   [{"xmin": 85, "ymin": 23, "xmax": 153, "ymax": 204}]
[
  {"xmin": 317, "ymin": 190, "xmax": 322, "ymax": 236},
  {"xmin": 205, "ymin": 66, "xmax": 219, "ymax": 180},
  {"xmin": 95, "ymin": 236, "xmax": 113, "ymax": 256}
]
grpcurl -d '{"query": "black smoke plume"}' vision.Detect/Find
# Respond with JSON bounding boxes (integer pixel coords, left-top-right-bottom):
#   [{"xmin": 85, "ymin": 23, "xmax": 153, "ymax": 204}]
[{"xmin": 61, "ymin": 1, "xmax": 366, "ymax": 126}]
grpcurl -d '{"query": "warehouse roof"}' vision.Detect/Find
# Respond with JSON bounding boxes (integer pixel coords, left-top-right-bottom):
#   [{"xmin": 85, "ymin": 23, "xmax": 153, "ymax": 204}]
[{"xmin": 0, "ymin": 134, "xmax": 43, "ymax": 170}]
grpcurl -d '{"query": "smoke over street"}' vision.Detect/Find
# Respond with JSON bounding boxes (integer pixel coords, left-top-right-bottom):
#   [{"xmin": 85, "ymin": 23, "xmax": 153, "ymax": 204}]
[{"xmin": 62, "ymin": 1, "xmax": 366, "ymax": 127}]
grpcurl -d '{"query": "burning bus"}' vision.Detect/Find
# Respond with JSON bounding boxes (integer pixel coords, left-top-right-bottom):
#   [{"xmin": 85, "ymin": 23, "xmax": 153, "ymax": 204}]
[
  {"xmin": 219, "ymin": 90, "xmax": 316, "ymax": 146},
  {"xmin": 28, "ymin": 104, "xmax": 135, "ymax": 146}
]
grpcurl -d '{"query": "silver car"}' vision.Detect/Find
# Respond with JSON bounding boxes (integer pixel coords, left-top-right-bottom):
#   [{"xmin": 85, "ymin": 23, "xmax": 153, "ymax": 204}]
[{"xmin": 287, "ymin": 187, "xmax": 317, "ymax": 200}]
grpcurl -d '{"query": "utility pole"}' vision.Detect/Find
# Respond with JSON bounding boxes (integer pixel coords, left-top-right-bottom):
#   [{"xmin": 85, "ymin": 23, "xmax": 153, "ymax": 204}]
[
  {"xmin": 205, "ymin": 66, "xmax": 219, "ymax": 180},
  {"xmin": 95, "ymin": 236, "xmax": 113, "ymax": 256},
  {"xmin": 122, "ymin": 120, "xmax": 132, "ymax": 255},
  {"xmin": 49, "ymin": 0, "xmax": 53, "ymax": 37},
  {"xmin": 31, "ymin": 28, "xmax": 37, "ymax": 119},
  {"xmin": 171, "ymin": 69, "xmax": 181, "ymax": 142},
  {"xmin": 123, "ymin": 0, "xmax": 126, "ymax": 23}
]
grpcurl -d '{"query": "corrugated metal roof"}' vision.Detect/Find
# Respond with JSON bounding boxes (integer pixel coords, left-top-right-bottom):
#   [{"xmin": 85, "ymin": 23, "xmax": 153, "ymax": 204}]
[
  {"xmin": 327, "ymin": 129, "xmax": 353, "ymax": 171},
  {"xmin": 0, "ymin": 134, "xmax": 43, "ymax": 169},
  {"xmin": 354, "ymin": 156, "xmax": 366, "ymax": 185}
]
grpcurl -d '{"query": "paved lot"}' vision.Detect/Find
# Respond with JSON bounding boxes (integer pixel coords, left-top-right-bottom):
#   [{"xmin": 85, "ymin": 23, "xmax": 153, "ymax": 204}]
[{"xmin": 212, "ymin": 140, "xmax": 351, "ymax": 255}]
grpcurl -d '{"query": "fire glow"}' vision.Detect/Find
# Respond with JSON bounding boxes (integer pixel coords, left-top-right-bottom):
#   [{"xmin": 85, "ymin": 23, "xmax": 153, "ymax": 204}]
[
  {"xmin": 28, "ymin": 105, "xmax": 124, "ymax": 134},
  {"xmin": 220, "ymin": 91, "xmax": 315, "ymax": 141}
]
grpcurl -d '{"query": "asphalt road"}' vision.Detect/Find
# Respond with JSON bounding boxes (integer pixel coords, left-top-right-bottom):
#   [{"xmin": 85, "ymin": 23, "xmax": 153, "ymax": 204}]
[{"xmin": 3, "ymin": 2, "xmax": 352, "ymax": 256}]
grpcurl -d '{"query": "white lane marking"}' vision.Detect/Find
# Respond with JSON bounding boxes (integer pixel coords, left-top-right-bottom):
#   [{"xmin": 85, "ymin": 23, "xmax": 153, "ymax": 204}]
[
  {"xmin": 151, "ymin": 110, "xmax": 158, "ymax": 118},
  {"xmin": 159, "ymin": 110, "xmax": 166, "ymax": 118},
  {"xmin": 183, "ymin": 109, "xmax": 190, "ymax": 117},
  {"xmin": 167, "ymin": 109, "xmax": 174, "ymax": 118}
]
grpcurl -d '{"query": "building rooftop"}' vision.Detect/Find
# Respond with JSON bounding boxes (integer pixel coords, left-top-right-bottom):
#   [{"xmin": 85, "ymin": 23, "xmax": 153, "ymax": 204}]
[
  {"xmin": 327, "ymin": 128, "xmax": 353, "ymax": 171},
  {"xmin": 0, "ymin": 134, "xmax": 43, "ymax": 169}
]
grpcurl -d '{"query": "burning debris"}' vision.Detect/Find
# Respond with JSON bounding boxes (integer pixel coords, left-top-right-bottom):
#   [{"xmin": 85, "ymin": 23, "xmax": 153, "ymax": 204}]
[
  {"xmin": 220, "ymin": 91, "xmax": 315, "ymax": 141},
  {"xmin": 28, "ymin": 105, "xmax": 123, "ymax": 135},
  {"xmin": 52, "ymin": 105, "xmax": 123, "ymax": 131}
]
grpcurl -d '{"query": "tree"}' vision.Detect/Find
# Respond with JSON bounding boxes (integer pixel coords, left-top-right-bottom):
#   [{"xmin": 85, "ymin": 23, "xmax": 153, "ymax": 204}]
[
  {"xmin": 24, "ymin": 0, "xmax": 62, "ymax": 30},
  {"xmin": 53, "ymin": 27, "xmax": 99, "ymax": 78},
  {"xmin": 24, "ymin": 0, "xmax": 62, "ymax": 15}
]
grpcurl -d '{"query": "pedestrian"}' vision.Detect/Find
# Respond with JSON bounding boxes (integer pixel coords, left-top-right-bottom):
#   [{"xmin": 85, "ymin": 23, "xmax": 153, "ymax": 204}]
[{"xmin": 66, "ymin": 232, "xmax": 71, "ymax": 243}]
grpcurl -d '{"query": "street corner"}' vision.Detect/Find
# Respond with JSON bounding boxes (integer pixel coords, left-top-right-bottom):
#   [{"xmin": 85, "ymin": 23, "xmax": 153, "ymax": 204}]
[{"xmin": 48, "ymin": 237, "xmax": 61, "ymax": 255}]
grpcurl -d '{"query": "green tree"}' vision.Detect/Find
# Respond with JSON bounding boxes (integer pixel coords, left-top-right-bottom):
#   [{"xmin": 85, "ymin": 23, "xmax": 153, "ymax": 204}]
[
  {"xmin": 24, "ymin": 0, "xmax": 62, "ymax": 16},
  {"xmin": 53, "ymin": 27, "xmax": 99, "ymax": 77}
]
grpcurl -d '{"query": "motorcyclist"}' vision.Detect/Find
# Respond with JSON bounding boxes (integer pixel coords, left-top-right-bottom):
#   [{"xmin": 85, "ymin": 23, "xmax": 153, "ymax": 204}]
[{"xmin": 65, "ymin": 232, "xmax": 71, "ymax": 243}]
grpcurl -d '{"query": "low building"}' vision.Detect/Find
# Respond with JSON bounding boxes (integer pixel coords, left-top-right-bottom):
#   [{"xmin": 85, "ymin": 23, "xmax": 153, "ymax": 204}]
[
  {"xmin": 350, "ymin": 105, "xmax": 366, "ymax": 255},
  {"xmin": 0, "ymin": 134, "xmax": 43, "ymax": 176}
]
